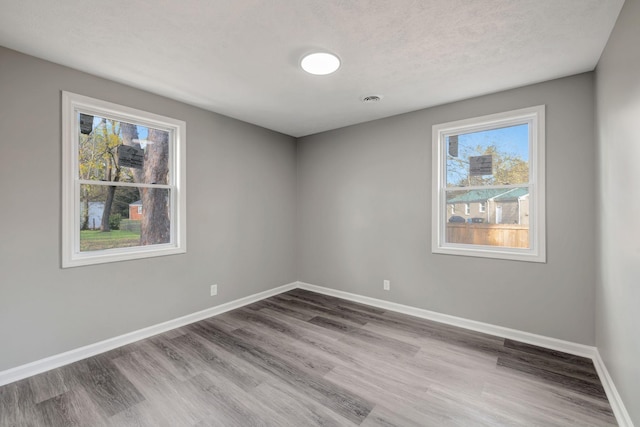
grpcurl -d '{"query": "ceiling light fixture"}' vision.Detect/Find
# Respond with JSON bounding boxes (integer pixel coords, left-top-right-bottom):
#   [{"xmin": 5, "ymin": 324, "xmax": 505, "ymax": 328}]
[{"xmin": 301, "ymin": 52, "xmax": 340, "ymax": 75}]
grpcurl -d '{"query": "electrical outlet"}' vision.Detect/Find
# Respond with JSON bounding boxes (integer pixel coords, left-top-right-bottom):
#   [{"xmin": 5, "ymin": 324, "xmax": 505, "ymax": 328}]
[
  {"xmin": 210, "ymin": 284, "xmax": 218, "ymax": 296},
  {"xmin": 383, "ymin": 280, "xmax": 390, "ymax": 291}
]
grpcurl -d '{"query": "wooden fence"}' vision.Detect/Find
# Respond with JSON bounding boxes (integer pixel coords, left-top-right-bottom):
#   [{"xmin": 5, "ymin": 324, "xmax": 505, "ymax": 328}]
[{"xmin": 446, "ymin": 223, "xmax": 529, "ymax": 248}]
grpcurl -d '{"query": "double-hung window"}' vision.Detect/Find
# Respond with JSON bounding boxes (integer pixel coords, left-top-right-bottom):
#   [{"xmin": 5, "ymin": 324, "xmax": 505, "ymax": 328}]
[
  {"xmin": 62, "ymin": 92, "xmax": 186, "ymax": 267},
  {"xmin": 432, "ymin": 105, "xmax": 545, "ymax": 262}
]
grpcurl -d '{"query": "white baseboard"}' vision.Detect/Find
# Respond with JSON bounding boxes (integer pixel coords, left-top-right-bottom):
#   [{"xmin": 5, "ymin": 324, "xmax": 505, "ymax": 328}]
[
  {"xmin": 0, "ymin": 282, "xmax": 297, "ymax": 387},
  {"xmin": 592, "ymin": 350, "xmax": 635, "ymax": 427},
  {"xmin": 296, "ymin": 281, "xmax": 634, "ymax": 427},
  {"xmin": 1, "ymin": 280, "xmax": 632, "ymax": 426},
  {"xmin": 297, "ymin": 282, "xmax": 596, "ymax": 357}
]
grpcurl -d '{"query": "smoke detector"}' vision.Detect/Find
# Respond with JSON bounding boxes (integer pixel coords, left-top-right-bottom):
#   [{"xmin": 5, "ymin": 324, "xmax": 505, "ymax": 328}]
[{"xmin": 361, "ymin": 95, "xmax": 383, "ymax": 103}]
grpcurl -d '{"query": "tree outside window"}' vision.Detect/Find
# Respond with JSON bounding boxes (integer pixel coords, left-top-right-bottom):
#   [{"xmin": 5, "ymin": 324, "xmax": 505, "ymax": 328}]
[{"xmin": 63, "ymin": 92, "xmax": 186, "ymax": 267}]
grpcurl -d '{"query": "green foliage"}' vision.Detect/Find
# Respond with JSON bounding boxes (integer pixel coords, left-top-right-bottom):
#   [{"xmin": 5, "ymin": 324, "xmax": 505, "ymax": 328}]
[
  {"xmin": 447, "ymin": 144, "xmax": 529, "ymax": 187},
  {"xmin": 111, "ymin": 187, "xmax": 140, "ymax": 218},
  {"xmin": 78, "ymin": 118, "xmax": 127, "ymax": 182},
  {"xmin": 77, "ymin": 116, "xmax": 170, "ymax": 245},
  {"xmin": 109, "ymin": 213, "xmax": 122, "ymax": 230},
  {"xmin": 78, "ymin": 117, "xmax": 142, "ymax": 225}
]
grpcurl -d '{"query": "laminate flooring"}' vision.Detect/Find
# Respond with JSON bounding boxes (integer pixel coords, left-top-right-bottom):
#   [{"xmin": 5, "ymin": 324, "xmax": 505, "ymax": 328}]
[{"xmin": 0, "ymin": 289, "xmax": 617, "ymax": 426}]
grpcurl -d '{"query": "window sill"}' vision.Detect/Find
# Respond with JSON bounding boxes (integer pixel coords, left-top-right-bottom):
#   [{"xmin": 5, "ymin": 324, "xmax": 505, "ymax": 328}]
[
  {"xmin": 62, "ymin": 245, "xmax": 186, "ymax": 268},
  {"xmin": 433, "ymin": 244, "xmax": 546, "ymax": 263}
]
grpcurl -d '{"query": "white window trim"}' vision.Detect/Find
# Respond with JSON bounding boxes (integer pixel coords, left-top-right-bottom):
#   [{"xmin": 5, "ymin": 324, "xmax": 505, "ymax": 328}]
[
  {"xmin": 62, "ymin": 91, "xmax": 187, "ymax": 268},
  {"xmin": 464, "ymin": 203, "xmax": 470, "ymax": 215},
  {"xmin": 431, "ymin": 105, "xmax": 546, "ymax": 263}
]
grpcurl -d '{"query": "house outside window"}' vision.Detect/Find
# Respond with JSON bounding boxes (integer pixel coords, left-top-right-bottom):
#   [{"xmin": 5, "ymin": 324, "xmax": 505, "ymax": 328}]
[
  {"xmin": 62, "ymin": 92, "xmax": 186, "ymax": 267},
  {"xmin": 432, "ymin": 106, "xmax": 545, "ymax": 262}
]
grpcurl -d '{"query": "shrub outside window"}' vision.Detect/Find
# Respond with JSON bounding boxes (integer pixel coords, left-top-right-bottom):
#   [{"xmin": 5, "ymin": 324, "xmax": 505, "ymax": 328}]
[
  {"xmin": 432, "ymin": 106, "xmax": 545, "ymax": 262},
  {"xmin": 62, "ymin": 92, "xmax": 186, "ymax": 267}
]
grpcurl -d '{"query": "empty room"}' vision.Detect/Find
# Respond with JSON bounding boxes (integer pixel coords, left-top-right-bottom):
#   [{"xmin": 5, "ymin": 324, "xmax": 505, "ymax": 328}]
[{"xmin": 0, "ymin": 0, "xmax": 638, "ymax": 425}]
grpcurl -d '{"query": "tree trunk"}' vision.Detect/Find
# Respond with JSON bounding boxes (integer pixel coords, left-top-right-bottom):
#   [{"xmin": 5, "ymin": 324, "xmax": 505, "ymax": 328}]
[
  {"xmin": 140, "ymin": 128, "xmax": 170, "ymax": 245},
  {"xmin": 100, "ymin": 186, "xmax": 116, "ymax": 231},
  {"xmin": 81, "ymin": 187, "xmax": 89, "ymax": 230},
  {"xmin": 100, "ymin": 172, "xmax": 120, "ymax": 232},
  {"xmin": 100, "ymin": 160, "xmax": 113, "ymax": 232},
  {"xmin": 121, "ymin": 124, "xmax": 170, "ymax": 245}
]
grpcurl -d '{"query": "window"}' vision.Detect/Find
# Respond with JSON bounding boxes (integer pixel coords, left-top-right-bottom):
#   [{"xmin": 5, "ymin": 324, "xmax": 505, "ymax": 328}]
[
  {"xmin": 451, "ymin": 205, "xmax": 456, "ymax": 214},
  {"xmin": 432, "ymin": 106, "xmax": 545, "ymax": 262},
  {"xmin": 464, "ymin": 203, "xmax": 470, "ymax": 215},
  {"xmin": 62, "ymin": 92, "xmax": 186, "ymax": 267}
]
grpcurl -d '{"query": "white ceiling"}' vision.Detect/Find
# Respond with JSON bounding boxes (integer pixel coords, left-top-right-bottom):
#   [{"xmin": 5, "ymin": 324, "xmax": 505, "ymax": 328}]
[{"xmin": 0, "ymin": 0, "xmax": 625, "ymax": 137}]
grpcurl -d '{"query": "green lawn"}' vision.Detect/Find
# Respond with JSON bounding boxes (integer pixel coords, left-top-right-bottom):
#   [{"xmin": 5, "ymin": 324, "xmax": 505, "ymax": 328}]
[{"xmin": 80, "ymin": 229, "xmax": 141, "ymax": 252}]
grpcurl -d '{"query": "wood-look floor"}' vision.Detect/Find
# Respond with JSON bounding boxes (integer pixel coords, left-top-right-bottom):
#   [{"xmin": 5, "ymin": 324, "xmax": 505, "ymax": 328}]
[{"xmin": 0, "ymin": 289, "xmax": 617, "ymax": 426}]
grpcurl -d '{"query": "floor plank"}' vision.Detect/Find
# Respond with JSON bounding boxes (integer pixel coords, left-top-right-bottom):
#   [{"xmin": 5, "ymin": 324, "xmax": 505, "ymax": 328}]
[{"xmin": 0, "ymin": 290, "xmax": 618, "ymax": 426}]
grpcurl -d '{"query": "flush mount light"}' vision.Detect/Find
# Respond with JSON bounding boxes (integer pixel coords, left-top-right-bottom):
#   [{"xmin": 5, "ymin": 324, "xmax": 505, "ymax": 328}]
[{"xmin": 301, "ymin": 52, "xmax": 340, "ymax": 75}]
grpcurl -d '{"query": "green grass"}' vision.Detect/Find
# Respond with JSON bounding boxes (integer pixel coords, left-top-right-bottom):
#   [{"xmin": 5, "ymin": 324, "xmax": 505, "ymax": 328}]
[{"xmin": 80, "ymin": 229, "xmax": 141, "ymax": 252}]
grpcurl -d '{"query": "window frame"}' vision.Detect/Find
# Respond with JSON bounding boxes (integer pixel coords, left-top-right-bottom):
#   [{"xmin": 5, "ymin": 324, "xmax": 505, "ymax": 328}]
[
  {"xmin": 479, "ymin": 201, "xmax": 486, "ymax": 213},
  {"xmin": 464, "ymin": 203, "xmax": 470, "ymax": 215},
  {"xmin": 431, "ymin": 105, "xmax": 545, "ymax": 263},
  {"xmin": 62, "ymin": 91, "xmax": 186, "ymax": 268}
]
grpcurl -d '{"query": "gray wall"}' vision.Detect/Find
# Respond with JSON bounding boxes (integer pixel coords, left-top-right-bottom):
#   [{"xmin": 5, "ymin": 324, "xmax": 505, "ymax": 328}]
[
  {"xmin": 297, "ymin": 73, "xmax": 597, "ymax": 345},
  {"xmin": 595, "ymin": 0, "xmax": 640, "ymax": 422},
  {"xmin": 0, "ymin": 47, "xmax": 297, "ymax": 371}
]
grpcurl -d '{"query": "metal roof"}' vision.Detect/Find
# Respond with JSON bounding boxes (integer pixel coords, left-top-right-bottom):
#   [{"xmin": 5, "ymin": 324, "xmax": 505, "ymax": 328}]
[
  {"xmin": 446, "ymin": 188, "xmax": 528, "ymax": 203},
  {"xmin": 493, "ymin": 188, "xmax": 529, "ymax": 201}
]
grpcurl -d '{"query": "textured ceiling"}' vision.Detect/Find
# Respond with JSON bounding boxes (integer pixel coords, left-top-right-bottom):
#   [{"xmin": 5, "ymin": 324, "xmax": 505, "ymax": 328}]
[{"xmin": 0, "ymin": 0, "xmax": 625, "ymax": 137}]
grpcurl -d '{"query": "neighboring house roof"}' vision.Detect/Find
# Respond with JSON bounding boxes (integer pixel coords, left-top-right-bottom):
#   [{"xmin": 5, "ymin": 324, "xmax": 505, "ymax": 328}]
[
  {"xmin": 492, "ymin": 188, "xmax": 529, "ymax": 201},
  {"xmin": 129, "ymin": 200, "xmax": 142, "ymax": 206},
  {"xmin": 447, "ymin": 189, "xmax": 510, "ymax": 203},
  {"xmin": 447, "ymin": 188, "xmax": 529, "ymax": 203}
]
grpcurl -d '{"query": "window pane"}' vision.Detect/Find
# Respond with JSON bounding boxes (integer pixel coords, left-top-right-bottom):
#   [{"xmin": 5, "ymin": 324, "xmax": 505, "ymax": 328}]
[
  {"xmin": 78, "ymin": 114, "xmax": 170, "ymax": 185},
  {"xmin": 445, "ymin": 186, "xmax": 529, "ymax": 248},
  {"xmin": 446, "ymin": 124, "xmax": 529, "ymax": 187},
  {"xmin": 80, "ymin": 185, "xmax": 170, "ymax": 252}
]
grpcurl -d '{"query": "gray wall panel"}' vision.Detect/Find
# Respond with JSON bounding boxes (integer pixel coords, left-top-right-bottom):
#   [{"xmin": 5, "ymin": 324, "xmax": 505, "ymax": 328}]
[
  {"xmin": 296, "ymin": 74, "xmax": 597, "ymax": 345},
  {"xmin": 0, "ymin": 47, "xmax": 297, "ymax": 371},
  {"xmin": 595, "ymin": 0, "xmax": 640, "ymax": 422}
]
